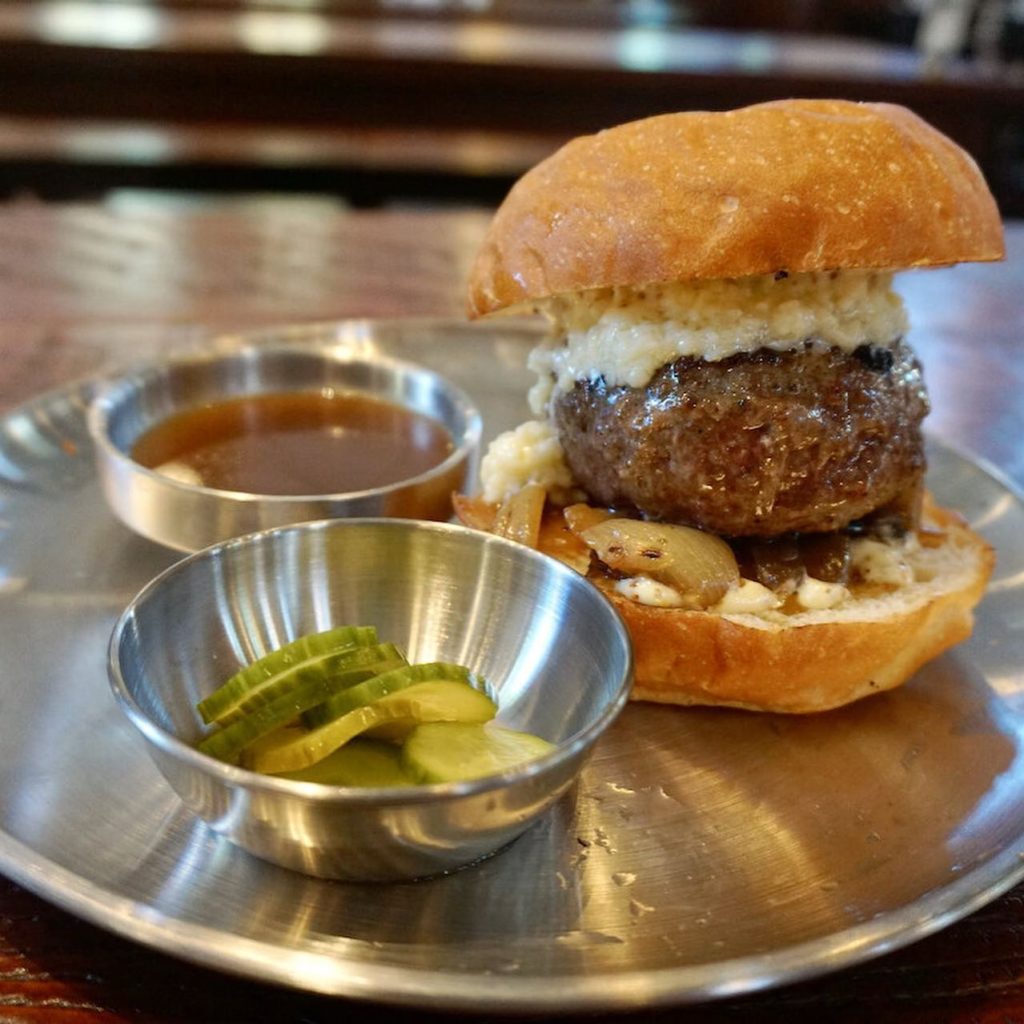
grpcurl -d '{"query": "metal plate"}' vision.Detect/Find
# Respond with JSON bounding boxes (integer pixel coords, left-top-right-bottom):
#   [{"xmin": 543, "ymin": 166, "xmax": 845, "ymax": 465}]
[{"xmin": 2, "ymin": 320, "xmax": 1024, "ymax": 1012}]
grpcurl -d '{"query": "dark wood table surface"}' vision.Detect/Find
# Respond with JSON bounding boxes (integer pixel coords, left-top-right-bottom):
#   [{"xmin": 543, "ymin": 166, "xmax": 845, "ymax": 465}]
[{"xmin": 0, "ymin": 196, "xmax": 1022, "ymax": 1023}]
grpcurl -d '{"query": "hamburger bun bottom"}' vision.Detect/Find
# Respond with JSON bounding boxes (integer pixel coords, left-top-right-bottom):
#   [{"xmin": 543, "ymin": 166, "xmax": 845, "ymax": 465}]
[{"xmin": 454, "ymin": 494, "xmax": 994, "ymax": 714}]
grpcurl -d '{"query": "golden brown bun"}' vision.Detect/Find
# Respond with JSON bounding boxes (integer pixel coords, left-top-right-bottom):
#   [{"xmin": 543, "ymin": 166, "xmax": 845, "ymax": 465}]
[
  {"xmin": 454, "ymin": 496, "xmax": 994, "ymax": 714},
  {"xmin": 468, "ymin": 99, "xmax": 1005, "ymax": 317}
]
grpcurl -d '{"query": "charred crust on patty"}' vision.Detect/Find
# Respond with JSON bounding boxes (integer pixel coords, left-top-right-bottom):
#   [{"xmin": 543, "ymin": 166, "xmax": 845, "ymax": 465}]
[{"xmin": 552, "ymin": 341, "xmax": 929, "ymax": 537}]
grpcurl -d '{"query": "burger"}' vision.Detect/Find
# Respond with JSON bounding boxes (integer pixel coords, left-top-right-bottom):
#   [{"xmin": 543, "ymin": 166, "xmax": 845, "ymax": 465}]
[{"xmin": 455, "ymin": 98, "xmax": 1002, "ymax": 713}]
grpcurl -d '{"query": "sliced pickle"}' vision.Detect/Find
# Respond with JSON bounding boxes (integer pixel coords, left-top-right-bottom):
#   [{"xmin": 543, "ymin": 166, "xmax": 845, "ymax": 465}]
[
  {"xmin": 245, "ymin": 680, "xmax": 498, "ymax": 774},
  {"xmin": 291, "ymin": 642, "xmax": 408, "ymax": 702},
  {"xmin": 276, "ymin": 738, "xmax": 414, "ymax": 787},
  {"xmin": 197, "ymin": 625, "xmax": 377, "ymax": 725},
  {"xmin": 202, "ymin": 640, "xmax": 403, "ymax": 729},
  {"xmin": 302, "ymin": 661, "xmax": 477, "ymax": 729},
  {"xmin": 197, "ymin": 674, "xmax": 340, "ymax": 765},
  {"xmin": 402, "ymin": 722, "xmax": 556, "ymax": 783},
  {"xmin": 580, "ymin": 518, "xmax": 739, "ymax": 607}
]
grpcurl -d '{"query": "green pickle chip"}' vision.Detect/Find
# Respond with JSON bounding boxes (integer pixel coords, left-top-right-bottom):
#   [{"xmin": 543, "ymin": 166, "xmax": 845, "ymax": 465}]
[
  {"xmin": 277, "ymin": 739, "xmax": 414, "ymax": 787},
  {"xmin": 244, "ymin": 679, "xmax": 497, "ymax": 775},
  {"xmin": 302, "ymin": 661, "xmax": 475, "ymax": 728},
  {"xmin": 197, "ymin": 625, "xmax": 378, "ymax": 725},
  {"xmin": 193, "ymin": 625, "xmax": 554, "ymax": 786},
  {"xmin": 402, "ymin": 722, "xmax": 556, "ymax": 783}
]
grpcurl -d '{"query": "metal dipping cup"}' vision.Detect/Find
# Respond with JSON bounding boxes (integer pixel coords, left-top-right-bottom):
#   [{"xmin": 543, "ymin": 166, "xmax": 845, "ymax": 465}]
[
  {"xmin": 107, "ymin": 518, "xmax": 634, "ymax": 881},
  {"xmin": 88, "ymin": 343, "xmax": 482, "ymax": 552}
]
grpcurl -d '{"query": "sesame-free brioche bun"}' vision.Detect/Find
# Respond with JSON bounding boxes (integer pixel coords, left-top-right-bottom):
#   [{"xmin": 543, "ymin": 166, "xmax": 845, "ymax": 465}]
[{"xmin": 468, "ymin": 99, "xmax": 1005, "ymax": 317}]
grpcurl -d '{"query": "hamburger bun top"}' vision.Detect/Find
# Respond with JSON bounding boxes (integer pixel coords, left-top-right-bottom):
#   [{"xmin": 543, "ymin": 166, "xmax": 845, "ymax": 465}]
[{"xmin": 467, "ymin": 99, "xmax": 1005, "ymax": 318}]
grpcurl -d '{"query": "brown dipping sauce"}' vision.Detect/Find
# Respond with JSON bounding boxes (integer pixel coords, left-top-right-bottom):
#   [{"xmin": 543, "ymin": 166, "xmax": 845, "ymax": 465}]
[{"xmin": 131, "ymin": 390, "xmax": 454, "ymax": 496}]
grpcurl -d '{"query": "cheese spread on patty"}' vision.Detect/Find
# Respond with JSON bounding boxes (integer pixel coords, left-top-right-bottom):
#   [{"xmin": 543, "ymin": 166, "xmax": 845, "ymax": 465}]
[{"xmin": 527, "ymin": 269, "xmax": 908, "ymax": 414}]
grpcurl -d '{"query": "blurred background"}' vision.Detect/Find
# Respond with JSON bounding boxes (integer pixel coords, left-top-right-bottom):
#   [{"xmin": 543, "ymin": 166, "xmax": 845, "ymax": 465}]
[{"xmin": 0, "ymin": 0, "xmax": 1021, "ymax": 214}]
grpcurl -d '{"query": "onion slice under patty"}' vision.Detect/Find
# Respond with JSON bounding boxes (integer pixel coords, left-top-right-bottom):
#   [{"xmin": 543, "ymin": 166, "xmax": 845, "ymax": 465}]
[{"xmin": 580, "ymin": 518, "xmax": 740, "ymax": 608}]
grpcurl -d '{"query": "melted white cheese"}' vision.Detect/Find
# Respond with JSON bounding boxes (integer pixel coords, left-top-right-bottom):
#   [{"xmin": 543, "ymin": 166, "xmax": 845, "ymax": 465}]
[
  {"xmin": 795, "ymin": 576, "xmax": 851, "ymax": 610},
  {"xmin": 713, "ymin": 579, "xmax": 782, "ymax": 614},
  {"xmin": 850, "ymin": 537, "xmax": 916, "ymax": 587},
  {"xmin": 614, "ymin": 576, "xmax": 686, "ymax": 608}
]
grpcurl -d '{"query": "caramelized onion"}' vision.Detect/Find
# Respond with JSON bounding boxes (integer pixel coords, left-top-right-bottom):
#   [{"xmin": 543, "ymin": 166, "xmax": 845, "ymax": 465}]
[
  {"xmin": 539, "ymin": 508, "xmax": 592, "ymax": 574},
  {"xmin": 739, "ymin": 538, "xmax": 803, "ymax": 592},
  {"xmin": 580, "ymin": 518, "xmax": 739, "ymax": 607},
  {"xmin": 799, "ymin": 533, "xmax": 851, "ymax": 584},
  {"xmin": 736, "ymin": 533, "xmax": 852, "ymax": 590},
  {"xmin": 493, "ymin": 483, "xmax": 546, "ymax": 549},
  {"xmin": 452, "ymin": 493, "xmax": 498, "ymax": 533},
  {"xmin": 563, "ymin": 503, "xmax": 616, "ymax": 535}
]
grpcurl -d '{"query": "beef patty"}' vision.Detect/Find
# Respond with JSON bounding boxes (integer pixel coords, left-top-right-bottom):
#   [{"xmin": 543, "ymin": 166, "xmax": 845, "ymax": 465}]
[{"xmin": 552, "ymin": 341, "xmax": 929, "ymax": 537}]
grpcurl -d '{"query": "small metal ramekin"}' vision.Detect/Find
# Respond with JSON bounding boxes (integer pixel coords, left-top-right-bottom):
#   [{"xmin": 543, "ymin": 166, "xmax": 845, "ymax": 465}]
[
  {"xmin": 107, "ymin": 518, "xmax": 633, "ymax": 881},
  {"xmin": 88, "ymin": 343, "xmax": 481, "ymax": 552}
]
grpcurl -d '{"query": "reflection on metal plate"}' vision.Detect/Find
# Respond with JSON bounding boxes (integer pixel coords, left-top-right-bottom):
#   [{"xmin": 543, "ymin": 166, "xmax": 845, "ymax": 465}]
[{"xmin": 1, "ymin": 320, "xmax": 1023, "ymax": 1011}]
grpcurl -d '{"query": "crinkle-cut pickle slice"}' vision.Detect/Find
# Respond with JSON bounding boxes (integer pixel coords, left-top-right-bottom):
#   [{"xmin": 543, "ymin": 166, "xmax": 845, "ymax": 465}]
[
  {"xmin": 403, "ymin": 722, "xmax": 557, "ymax": 783},
  {"xmin": 277, "ymin": 738, "xmax": 415, "ymax": 787},
  {"xmin": 197, "ymin": 625, "xmax": 378, "ymax": 725},
  {"xmin": 301, "ymin": 661, "xmax": 476, "ymax": 729},
  {"xmin": 245, "ymin": 679, "xmax": 498, "ymax": 775}
]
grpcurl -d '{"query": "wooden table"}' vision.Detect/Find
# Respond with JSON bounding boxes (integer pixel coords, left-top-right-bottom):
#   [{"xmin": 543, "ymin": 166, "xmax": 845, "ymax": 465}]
[{"xmin": 0, "ymin": 197, "xmax": 1021, "ymax": 1023}]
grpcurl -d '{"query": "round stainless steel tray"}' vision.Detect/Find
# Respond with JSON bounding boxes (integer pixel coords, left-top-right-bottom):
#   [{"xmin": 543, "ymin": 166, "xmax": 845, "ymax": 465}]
[{"xmin": 2, "ymin": 319, "xmax": 1024, "ymax": 1012}]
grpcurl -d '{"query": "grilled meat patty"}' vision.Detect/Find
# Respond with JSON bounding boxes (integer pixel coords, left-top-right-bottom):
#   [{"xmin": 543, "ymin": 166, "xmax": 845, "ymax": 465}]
[{"xmin": 552, "ymin": 341, "xmax": 929, "ymax": 537}]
